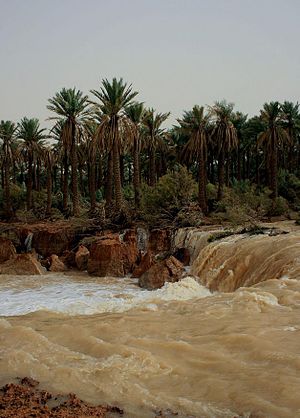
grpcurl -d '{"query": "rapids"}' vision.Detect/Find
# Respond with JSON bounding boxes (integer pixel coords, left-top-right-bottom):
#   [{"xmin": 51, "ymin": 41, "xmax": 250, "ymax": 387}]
[{"xmin": 0, "ymin": 224, "xmax": 300, "ymax": 417}]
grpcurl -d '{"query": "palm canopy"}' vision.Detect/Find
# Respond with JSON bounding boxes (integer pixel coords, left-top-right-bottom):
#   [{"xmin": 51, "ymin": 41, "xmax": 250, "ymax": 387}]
[
  {"xmin": 0, "ymin": 120, "xmax": 18, "ymax": 164},
  {"xmin": 17, "ymin": 117, "xmax": 47, "ymax": 154},
  {"xmin": 142, "ymin": 108, "xmax": 170, "ymax": 150},
  {"xmin": 258, "ymin": 101, "xmax": 291, "ymax": 149},
  {"xmin": 280, "ymin": 101, "xmax": 300, "ymax": 142},
  {"xmin": 209, "ymin": 100, "xmax": 238, "ymax": 153},
  {"xmin": 91, "ymin": 78, "xmax": 138, "ymax": 117},
  {"xmin": 177, "ymin": 105, "xmax": 209, "ymax": 163}
]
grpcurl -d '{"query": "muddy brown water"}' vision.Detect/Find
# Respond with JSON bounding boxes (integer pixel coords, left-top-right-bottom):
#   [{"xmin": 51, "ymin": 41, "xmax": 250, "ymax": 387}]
[{"xmin": 0, "ymin": 224, "xmax": 300, "ymax": 417}]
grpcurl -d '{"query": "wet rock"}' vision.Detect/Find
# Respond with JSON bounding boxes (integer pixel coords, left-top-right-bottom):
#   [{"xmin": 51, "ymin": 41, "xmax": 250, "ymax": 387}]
[
  {"xmin": 49, "ymin": 254, "xmax": 68, "ymax": 272},
  {"xmin": 88, "ymin": 231, "xmax": 139, "ymax": 277},
  {"xmin": 75, "ymin": 245, "xmax": 90, "ymax": 271},
  {"xmin": 132, "ymin": 251, "xmax": 155, "ymax": 278},
  {"xmin": 32, "ymin": 224, "xmax": 75, "ymax": 257},
  {"xmin": 149, "ymin": 228, "xmax": 172, "ymax": 253},
  {"xmin": 139, "ymin": 256, "xmax": 184, "ymax": 290},
  {"xmin": 0, "ymin": 237, "xmax": 16, "ymax": 263},
  {"xmin": 60, "ymin": 250, "xmax": 76, "ymax": 269},
  {"xmin": 173, "ymin": 247, "xmax": 190, "ymax": 266},
  {"xmin": 0, "ymin": 253, "xmax": 45, "ymax": 275},
  {"xmin": 0, "ymin": 379, "xmax": 123, "ymax": 417}
]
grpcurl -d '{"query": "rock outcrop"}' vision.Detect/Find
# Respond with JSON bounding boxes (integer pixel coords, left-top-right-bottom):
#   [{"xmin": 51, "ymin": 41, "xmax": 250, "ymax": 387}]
[
  {"xmin": 148, "ymin": 228, "xmax": 172, "ymax": 253},
  {"xmin": 0, "ymin": 253, "xmax": 44, "ymax": 275},
  {"xmin": 32, "ymin": 224, "xmax": 75, "ymax": 257},
  {"xmin": 49, "ymin": 255, "xmax": 67, "ymax": 272},
  {"xmin": 87, "ymin": 230, "xmax": 139, "ymax": 277},
  {"xmin": 139, "ymin": 256, "xmax": 184, "ymax": 290},
  {"xmin": 132, "ymin": 251, "xmax": 155, "ymax": 278},
  {"xmin": 75, "ymin": 245, "xmax": 90, "ymax": 271},
  {"xmin": 0, "ymin": 238, "xmax": 16, "ymax": 263}
]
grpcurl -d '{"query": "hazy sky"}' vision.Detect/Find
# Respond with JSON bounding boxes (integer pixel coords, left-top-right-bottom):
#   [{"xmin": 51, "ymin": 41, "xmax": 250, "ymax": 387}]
[{"xmin": 1, "ymin": 0, "xmax": 300, "ymax": 128}]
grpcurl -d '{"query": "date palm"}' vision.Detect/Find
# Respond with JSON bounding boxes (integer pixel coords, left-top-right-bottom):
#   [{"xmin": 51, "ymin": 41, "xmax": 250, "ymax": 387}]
[
  {"xmin": 143, "ymin": 108, "xmax": 170, "ymax": 186},
  {"xmin": 178, "ymin": 105, "xmax": 209, "ymax": 214},
  {"xmin": 209, "ymin": 100, "xmax": 238, "ymax": 200},
  {"xmin": 91, "ymin": 78, "xmax": 138, "ymax": 211},
  {"xmin": 258, "ymin": 102, "xmax": 291, "ymax": 197},
  {"xmin": 17, "ymin": 118, "xmax": 47, "ymax": 210},
  {"xmin": 43, "ymin": 147, "xmax": 56, "ymax": 216},
  {"xmin": 47, "ymin": 88, "xmax": 91, "ymax": 216},
  {"xmin": 0, "ymin": 121, "xmax": 17, "ymax": 217},
  {"xmin": 124, "ymin": 102, "xmax": 145, "ymax": 208},
  {"xmin": 281, "ymin": 101, "xmax": 300, "ymax": 171}
]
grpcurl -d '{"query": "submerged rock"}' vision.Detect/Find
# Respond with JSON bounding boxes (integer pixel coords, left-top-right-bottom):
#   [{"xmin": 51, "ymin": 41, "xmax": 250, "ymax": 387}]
[
  {"xmin": 75, "ymin": 245, "xmax": 90, "ymax": 271},
  {"xmin": 139, "ymin": 256, "xmax": 184, "ymax": 290},
  {"xmin": 0, "ymin": 253, "xmax": 44, "ymax": 275}
]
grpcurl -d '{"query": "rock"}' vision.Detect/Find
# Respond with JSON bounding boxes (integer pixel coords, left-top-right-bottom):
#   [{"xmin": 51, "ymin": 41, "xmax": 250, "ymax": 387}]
[
  {"xmin": 0, "ymin": 253, "xmax": 44, "ymax": 275},
  {"xmin": 88, "ymin": 231, "xmax": 139, "ymax": 277},
  {"xmin": 0, "ymin": 238, "xmax": 16, "ymax": 263},
  {"xmin": 60, "ymin": 250, "xmax": 76, "ymax": 268},
  {"xmin": 132, "ymin": 251, "xmax": 155, "ymax": 278},
  {"xmin": 32, "ymin": 224, "xmax": 75, "ymax": 257},
  {"xmin": 75, "ymin": 245, "xmax": 90, "ymax": 271},
  {"xmin": 173, "ymin": 247, "xmax": 190, "ymax": 265},
  {"xmin": 49, "ymin": 254, "xmax": 67, "ymax": 272},
  {"xmin": 149, "ymin": 229, "xmax": 172, "ymax": 253},
  {"xmin": 139, "ymin": 256, "xmax": 184, "ymax": 290},
  {"xmin": 88, "ymin": 234, "xmax": 125, "ymax": 277}
]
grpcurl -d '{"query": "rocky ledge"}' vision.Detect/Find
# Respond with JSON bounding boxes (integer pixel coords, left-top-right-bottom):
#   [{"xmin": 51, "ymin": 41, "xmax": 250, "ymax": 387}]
[{"xmin": 0, "ymin": 378, "xmax": 123, "ymax": 417}]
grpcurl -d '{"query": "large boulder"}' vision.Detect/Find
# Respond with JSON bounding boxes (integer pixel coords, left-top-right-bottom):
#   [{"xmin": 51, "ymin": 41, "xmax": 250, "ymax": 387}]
[
  {"xmin": 49, "ymin": 254, "xmax": 67, "ymax": 272},
  {"xmin": 75, "ymin": 245, "xmax": 90, "ymax": 271},
  {"xmin": 149, "ymin": 228, "xmax": 172, "ymax": 253},
  {"xmin": 132, "ymin": 251, "xmax": 155, "ymax": 278},
  {"xmin": 32, "ymin": 224, "xmax": 75, "ymax": 257},
  {"xmin": 0, "ymin": 238, "xmax": 16, "ymax": 263},
  {"xmin": 138, "ymin": 256, "xmax": 184, "ymax": 290},
  {"xmin": 87, "ymin": 230, "xmax": 139, "ymax": 277},
  {"xmin": 0, "ymin": 253, "xmax": 45, "ymax": 275}
]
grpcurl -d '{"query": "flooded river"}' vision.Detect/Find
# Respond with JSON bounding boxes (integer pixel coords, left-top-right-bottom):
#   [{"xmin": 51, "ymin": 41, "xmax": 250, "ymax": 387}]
[{"xmin": 0, "ymin": 226, "xmax": 300, "ymax": 417}]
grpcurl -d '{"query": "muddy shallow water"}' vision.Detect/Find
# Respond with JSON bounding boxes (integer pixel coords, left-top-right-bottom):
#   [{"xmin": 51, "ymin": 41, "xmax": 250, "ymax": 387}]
[{"xmin": 0, "ymin": 229, "xmax": 300, "ymax": 417}]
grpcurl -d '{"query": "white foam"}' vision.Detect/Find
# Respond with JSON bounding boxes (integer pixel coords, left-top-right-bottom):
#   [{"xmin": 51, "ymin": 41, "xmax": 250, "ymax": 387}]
[{"xmin": 0, "ymin": 275, "xmax": 211, "ymax": 317}]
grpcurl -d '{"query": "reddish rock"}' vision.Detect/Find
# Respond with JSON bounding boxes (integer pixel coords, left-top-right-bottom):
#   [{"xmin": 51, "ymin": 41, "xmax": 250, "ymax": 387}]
[
  {"xmin": 88, "ymin": 231, "xmax": 139, "ymax": 277},
  {"xmin": 139, "ymin": 256, "xmax": 184, "ymax": 290},
  {"xmin": 49, "ymin": 254, "xmax": 67, "ymax": 272},
  {"xmin": 88, "ymin": 234, "xmax": 125, "ymax": 277},
  {"xmin": 0, "ymin": 237, "xmax": 16, "ymax": 263},
  {"xmin": 60, "ymin": 250, "xmax": 76, "ymax": 268},
  {"xmin": 75, "ymin": 245, "xmax": 90, "ymax": 271},
  {"xmin": 0, "ymin": 253, "xmax": 44, "ymax": 275},
  {"xmin": 132, "ymin": 251, "xmax": 155, "ymax": 278},
  {"xmin": 149, "ymin": 229, "xmax": 172, "ymax": 253},
  {"xmin": 32, "ymin": 225, "xmax": 75, "ymax": 257}
]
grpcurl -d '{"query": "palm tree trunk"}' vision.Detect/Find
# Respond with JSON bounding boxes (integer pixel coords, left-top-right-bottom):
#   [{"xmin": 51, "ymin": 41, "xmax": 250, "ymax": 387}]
[
  {"xmin": 133, "ymin": 137, "xmax": 141, "ymax": 208},
  {"xmin": 4, "ymin": 161, "xmax": 12, "ymax": 218},
  {"xmin": 63, "ymin": 153, "xmax": 68, "ymax": 212},
  {"xmin": 112, "ymin": 120, "xmax": 123, "ymax": 210},
  {"xmin": 27, "ymin": 153, "xmax": 33, "ymax": 210},
  {"xmin": 149, "ymin": 147, "xmax": 156, "ymax": 186},
  {"xmin": 71, "ymin": 122, "xmax": 79, "ymax": 216},
  {"xmin": 105, "ymin": 152, "xmax": 113, "ymax": 207},
  {"xmin": 270, "ymin": 143, "xmax": 278, "ymax": 198},
  {"xmin": 46, "ymin": 167, "xmax": 52, "ymax": 216},
  {"xmin": 89, "ymin": 146, "xmax": 96, "ymax": 213},
  {"xmin": 237, "ymin": 139, "xmax": 241, "ymax": 181},
  {"xmin": 198, "ymin": 149, "xmax": 208, "ymax": 214},
  {"xmin": 37, "ymin": 159, "xmax": 41, "ymax": 192},
  {"xmin": 217, "ymin": 150, "xmax": 225, "ymax": 200}
]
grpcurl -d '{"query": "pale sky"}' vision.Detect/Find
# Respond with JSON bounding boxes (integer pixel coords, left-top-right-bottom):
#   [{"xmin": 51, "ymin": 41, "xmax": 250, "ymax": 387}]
[{"xmin": 1, "ymin": 0, "xmax": 300, "ymax": 128}]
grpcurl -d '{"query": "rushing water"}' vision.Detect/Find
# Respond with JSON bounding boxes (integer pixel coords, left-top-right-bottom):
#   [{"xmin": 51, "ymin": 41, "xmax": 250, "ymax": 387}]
[{"xmin": 0, "ymin": 226, "xmax": 300, "ymax": 417}]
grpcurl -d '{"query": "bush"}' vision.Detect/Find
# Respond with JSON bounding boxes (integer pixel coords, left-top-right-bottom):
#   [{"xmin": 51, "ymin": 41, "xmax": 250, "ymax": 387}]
[{"xmin": 141, "ymin": 165, "xmax": 197, "ymax": 224}]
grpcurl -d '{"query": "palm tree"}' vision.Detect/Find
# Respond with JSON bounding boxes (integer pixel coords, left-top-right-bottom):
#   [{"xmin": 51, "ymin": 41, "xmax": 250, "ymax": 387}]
[
  {"xmin": 209, "ymin": 100, "xmax": 238, "ymax": 200},
  {"xmin": 232, "ymin": 112, "xmax": 248, "ymax": 181},
  {"xmin": 91, "ymin": 78, "xmax": 138, "ymax": 211},
  {"xmin": 43, "ymin": 147, "xmax": 56, "ymax": 216},
  {"xmin": 0, "ymin": 121, "xmax": 17, "ymax": 217},
  {"xmin": 177, "ymin": 105, "xmax": 209, "ymax": 214},
  {"xmin": 47, "ymin": 88, "xmax": 91, "ymax": 216},
  {"xmin": 143, "ymin": 108, "xmax": 170, "ymax": 186},
  {"xmin": 281, "ymin": 101, "xmax": 300, "ymax": 171},
  {"xmin": 258, "ymin": 102, "xmax": 291, "ymax": 197},
  {"xmin": 17, "ymin": 118, "xmax": 47, "ymax": 210},
  {"xmin": 125, "ymin": 102, "xmax": 145, "ymax": 208}
]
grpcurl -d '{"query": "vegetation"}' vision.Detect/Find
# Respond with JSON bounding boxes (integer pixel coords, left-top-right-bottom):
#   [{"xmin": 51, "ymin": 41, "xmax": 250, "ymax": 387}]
[{"xmin": 0, "ymin": 77, "xmax": 300, "ymax": 227}]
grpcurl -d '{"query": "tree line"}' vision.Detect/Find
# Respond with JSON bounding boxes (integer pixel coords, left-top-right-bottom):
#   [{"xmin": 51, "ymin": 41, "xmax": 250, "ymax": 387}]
[{"xmin": 0, "ymin": 77, "xmax": 299, "ymax": 221}]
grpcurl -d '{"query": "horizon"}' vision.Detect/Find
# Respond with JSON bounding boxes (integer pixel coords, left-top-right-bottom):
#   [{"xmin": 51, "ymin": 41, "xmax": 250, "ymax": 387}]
[{"xmin": 1, "ymin": 0, "xmax": 300, "ymax": 128}]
